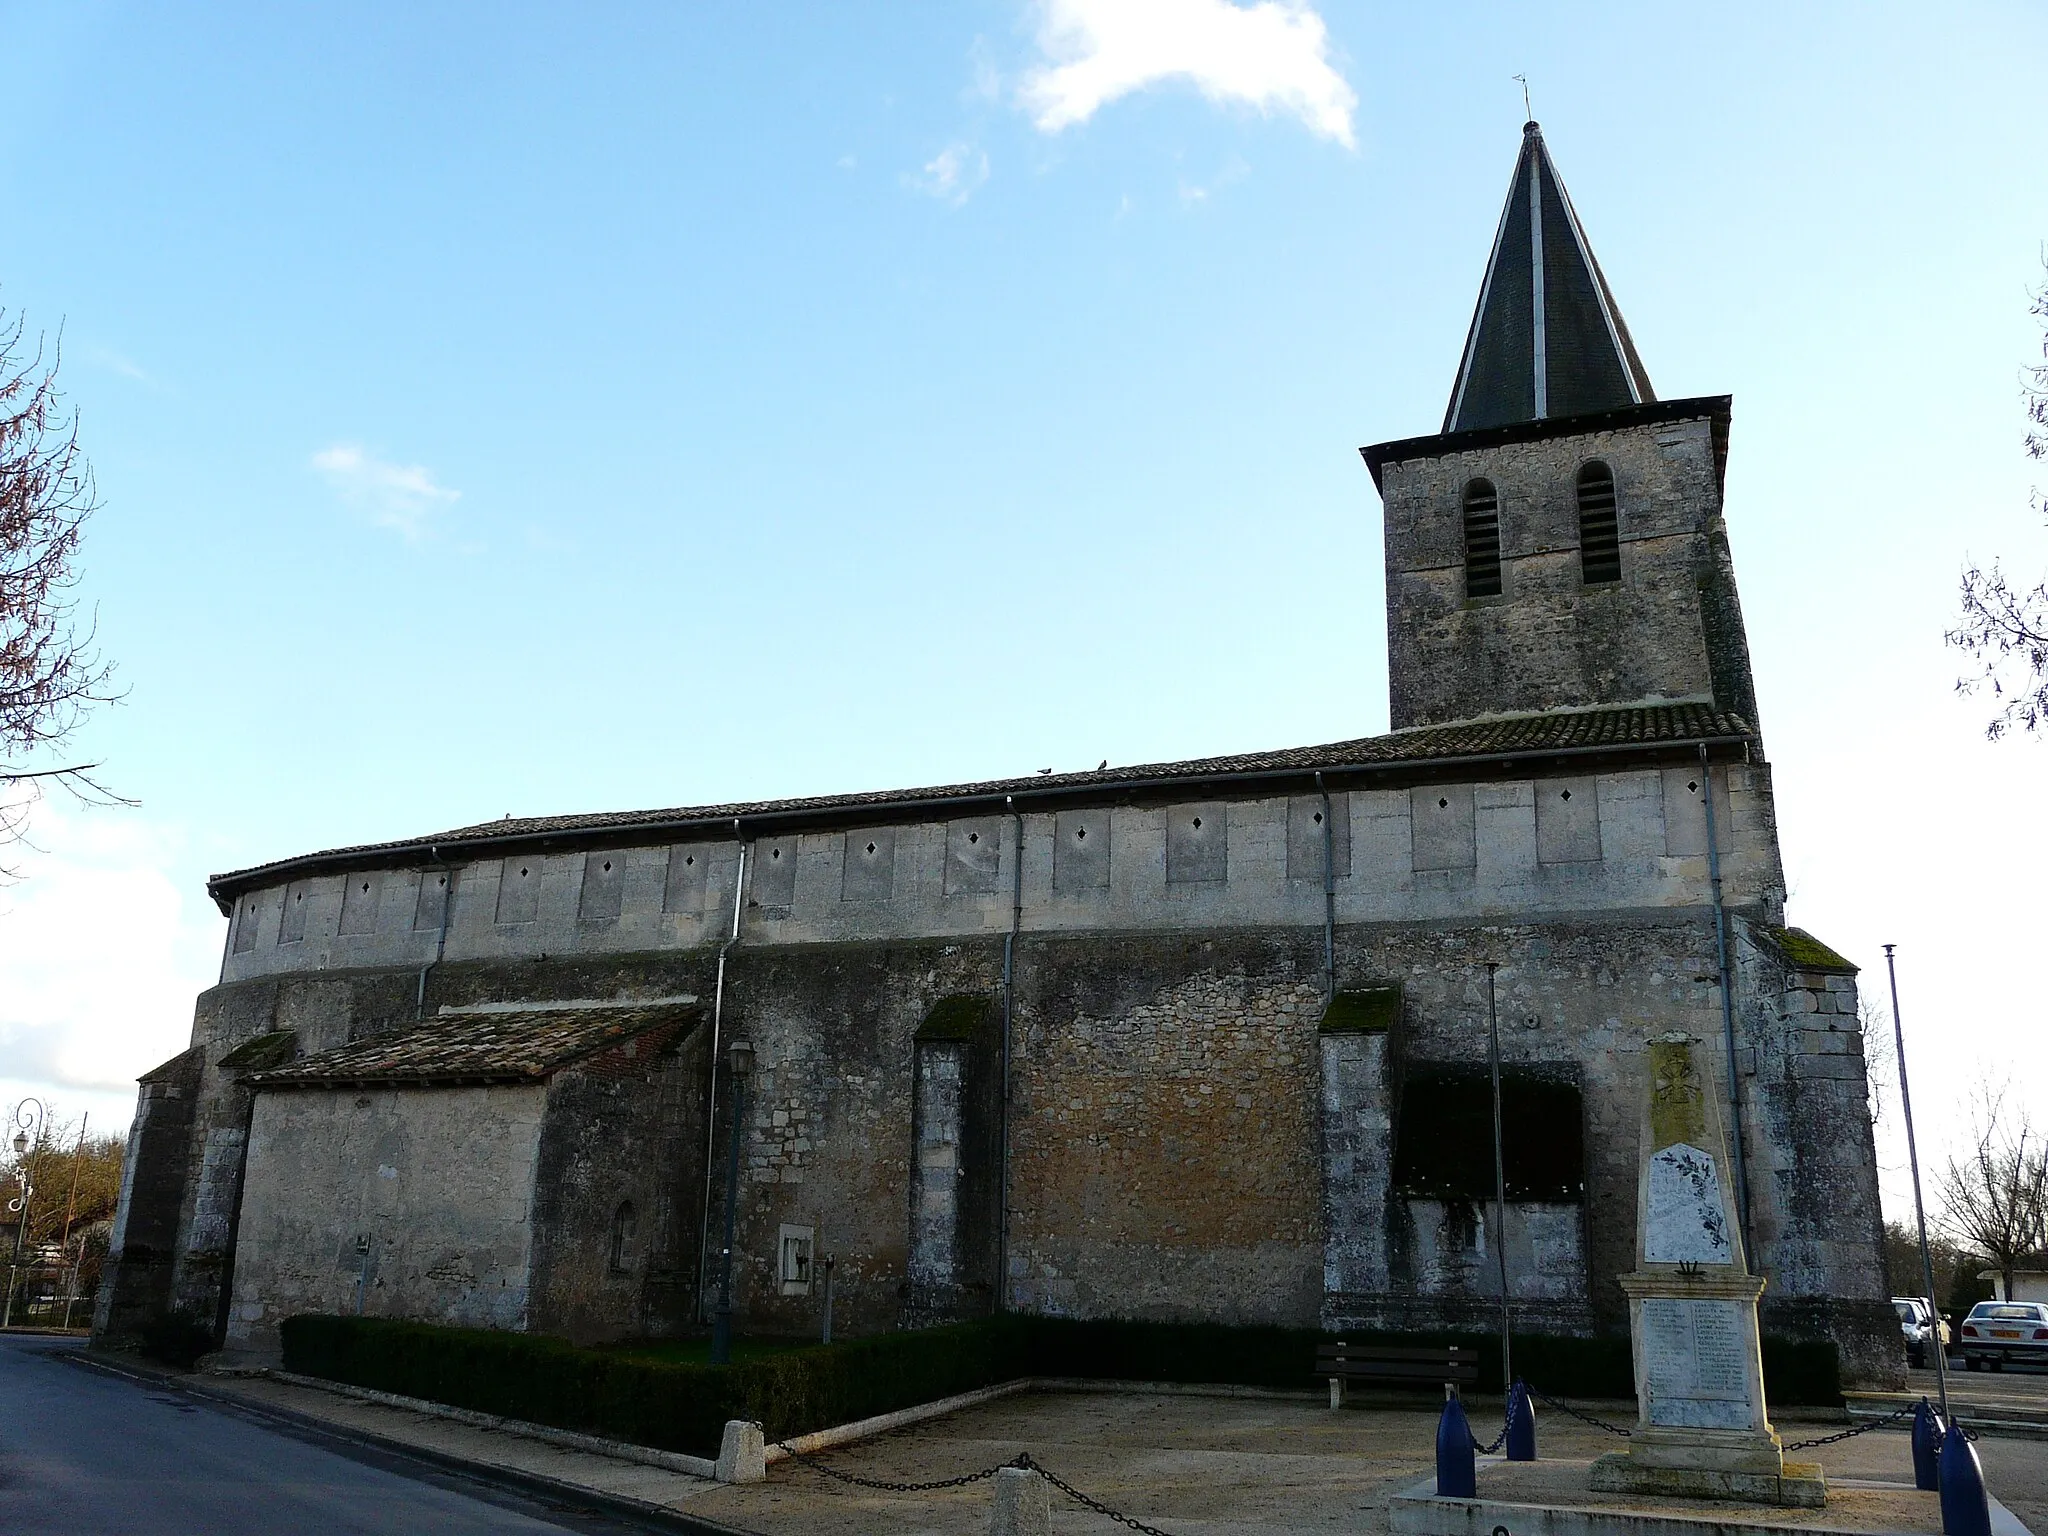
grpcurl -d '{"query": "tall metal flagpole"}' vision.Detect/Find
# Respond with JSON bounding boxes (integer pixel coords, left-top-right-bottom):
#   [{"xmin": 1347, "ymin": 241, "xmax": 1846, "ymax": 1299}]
[
  {"xmin": 1486, "ymin": 963, "xmax": 1513, "ymax": 1389},
  {"xmin": 1884, "ymin": 944, "xmax": 1949, "ymax": 1423}
]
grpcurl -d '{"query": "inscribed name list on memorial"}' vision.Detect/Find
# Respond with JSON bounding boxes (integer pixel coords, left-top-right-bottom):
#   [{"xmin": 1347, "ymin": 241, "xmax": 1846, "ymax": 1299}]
[
  {"xmin": 1642, "ymin": 1297, "xmax": 1753, "ymax": 1429},
  {"xmin": 1644, "ymin": 1143, "xmax": 1732, "ymax": 1264}
]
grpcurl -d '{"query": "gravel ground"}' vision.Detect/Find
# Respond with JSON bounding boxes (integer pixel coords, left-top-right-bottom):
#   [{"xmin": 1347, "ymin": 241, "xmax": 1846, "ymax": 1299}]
[
  {"xmin": 163, "ymin": 1364, "xmax": 2048, "ymax": 1536},
  {"xmin": 679, "ymin": 1391, "xmax": 2048, "ymax": 1536}
]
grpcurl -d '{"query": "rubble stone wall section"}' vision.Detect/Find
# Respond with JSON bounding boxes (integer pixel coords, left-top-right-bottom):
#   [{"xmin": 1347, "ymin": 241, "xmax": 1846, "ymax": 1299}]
[
  {"xmin": 526, "ymin": 1018, "xmax": 710, "ymax": 1345},
  {"xmin": 1377, "ymin": 412, "xmax": 1759, "ymax": 731},
  {"xmin": 99, "ymin": 796, "xmax": 1887, "ymax": 1380}
]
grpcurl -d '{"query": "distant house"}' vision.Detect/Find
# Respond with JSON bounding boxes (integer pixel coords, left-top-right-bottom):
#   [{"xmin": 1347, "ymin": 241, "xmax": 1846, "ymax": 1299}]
[{"xmin": 1981, "ymin": 1264, "xmax": 2048, "ymax": 1304}]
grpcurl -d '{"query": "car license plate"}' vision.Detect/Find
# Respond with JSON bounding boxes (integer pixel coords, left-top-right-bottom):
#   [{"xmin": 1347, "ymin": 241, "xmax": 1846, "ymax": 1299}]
[{"xmin": 1991, "ymin": 1329, "xmax": 2022, "ymax": 1339}]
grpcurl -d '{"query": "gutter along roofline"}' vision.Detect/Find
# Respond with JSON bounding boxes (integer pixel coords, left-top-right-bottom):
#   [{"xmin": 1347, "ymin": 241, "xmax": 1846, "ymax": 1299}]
[
  {"xmin": 205, "ymin": 725, "xmax": 1755, "ymax": 914},
  {"xmin": 1361, "ymin": 394, "xmax": 1733, "ymax": 493}
]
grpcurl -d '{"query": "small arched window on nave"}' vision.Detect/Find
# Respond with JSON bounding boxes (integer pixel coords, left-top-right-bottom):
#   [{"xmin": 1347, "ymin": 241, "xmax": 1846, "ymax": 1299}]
[
  {"xmin": 1578, "ymin": 462, "xmax": 1621, "ymax": 585},
  {"xmin": 1462, "ymin": 478, "xmax": 1502, "ymax": 599},
  {"xmin": 608, "ymin": 1201, "xmax": 637, "ymax": 1274}
]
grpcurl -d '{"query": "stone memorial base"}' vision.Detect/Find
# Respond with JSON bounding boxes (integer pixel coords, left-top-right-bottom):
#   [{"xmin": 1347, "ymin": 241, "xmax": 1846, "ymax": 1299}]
[
  {"xmin": 1388, "ymin": 1459, "xmax": 2035, "ymax": 1536},
  {"xmin": 1589, "ymin": 1440, "xmax": 1827, "ymax": 1508}
]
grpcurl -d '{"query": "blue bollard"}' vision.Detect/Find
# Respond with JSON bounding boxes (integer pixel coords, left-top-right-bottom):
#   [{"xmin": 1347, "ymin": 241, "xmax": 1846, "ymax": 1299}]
[
  {"xmin": 1937, "ymin": 1419, "xmax": 1991, "ymax": 1536},
  {"xmin": 1506, "ymin": 1379, "xmax": 1537, "ymax": 1461},
  {"xmin": 1911, "ymin": 1398, "xmax": 1941, "ymax": 1492},
  {"xmin": 1436, "ymin": 1392, "xmax": 1477, "ymax": 1498}
]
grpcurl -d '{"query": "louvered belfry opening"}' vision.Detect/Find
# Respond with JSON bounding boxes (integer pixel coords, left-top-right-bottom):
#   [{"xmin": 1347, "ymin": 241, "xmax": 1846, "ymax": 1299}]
[
  {"xmin": 1462, "ymin": 478, "xmax": 1502, "ymax": 598},
  {"xmin": 1577, "ymin": 461, "xmax": 1621, "ymax": 584}
]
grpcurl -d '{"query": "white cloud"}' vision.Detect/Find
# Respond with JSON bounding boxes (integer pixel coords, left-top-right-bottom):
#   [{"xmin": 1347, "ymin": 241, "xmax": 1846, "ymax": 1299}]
[
  {"xmin": 1021, "ymin": 0, "xmax": 1356, "ymax": 147},
  {"xmin": 83, "ymin": 345, "xmax": 152, "ymax": 384},
  {"xmin": 312, "ymin": 443, "xmax": 461, "ymax": 540},
  {"xmin": 0, "ymin": 804, "xmax": 221, "ymax": 1137},
  {"xmin": 906, "ymin": 141, "xmax": 991, "ymax": 206},
  {"xmin": 966, "ymin": 36, "xmax": 1003, "ymax": 105},
  {"xmin": 1180, "ymin": 152, "xmax": 1251, "ymax": 208}
]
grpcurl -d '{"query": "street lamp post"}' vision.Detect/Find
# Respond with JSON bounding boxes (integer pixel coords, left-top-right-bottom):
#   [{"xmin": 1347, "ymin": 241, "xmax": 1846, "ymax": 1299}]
[
  {"xmin": 710, "ymin": 1039, "xmax": 754, "ymax": 1366},
  {"xmin": 1884, "ymin": 945, "xmax": 1950, "ymax": 1424},
  {"xmin": 5, "ymin": 1098, "xmax": 47, "ymax": 1330}
]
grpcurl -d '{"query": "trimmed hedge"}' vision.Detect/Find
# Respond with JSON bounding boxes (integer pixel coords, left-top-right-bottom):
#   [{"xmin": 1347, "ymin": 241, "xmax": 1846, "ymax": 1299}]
[
  {"xmin": 280, "ymin": 1313, "xmax": 1839, "ymax": 1458},
  {"xmin": 282, "ymin": 1313, "xmax": 1033, "ymax": 1457}
]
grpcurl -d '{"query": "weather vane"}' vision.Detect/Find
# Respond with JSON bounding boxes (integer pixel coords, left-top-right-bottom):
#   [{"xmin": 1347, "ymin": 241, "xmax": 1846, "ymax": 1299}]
[{"xmin": 1512, "ymin": 74, "xmax": 1532, "ymax": 121}]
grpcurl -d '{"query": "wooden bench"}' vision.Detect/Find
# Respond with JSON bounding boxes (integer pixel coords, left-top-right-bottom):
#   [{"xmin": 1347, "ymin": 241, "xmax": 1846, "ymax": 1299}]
[{"xmin": 1317, "ymin": 1342, "xmax": 1480, "ymax": 1408}]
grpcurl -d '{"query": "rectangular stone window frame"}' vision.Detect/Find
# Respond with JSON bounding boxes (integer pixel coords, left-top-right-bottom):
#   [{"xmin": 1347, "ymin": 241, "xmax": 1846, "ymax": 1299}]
[
  {"xmin": 1534, "ymin": 776, "xmax": 1603, "ymax": 865},
  {"xmin": 1165, "ymin": 802, "xmax": 1227, "ymax": 884},
  {"xmin": 841, "ymin": 828, "xmax": 896, "ymax": 903},
  {"xmin": 1410, "ymin": 784, "xmax": 1477, "ymax": 872},
  {"xmin": 279, "ymin": 881, "xmax": 313, "ymax": 945},
  {"xmin": 779, "ymin": 1223, "xmax": 815, "ymax": 1296},
  {"xmin": 338, "ymin": 871, "xmax": 382, "ymax": 936},
  {"xmin": 578, "ymin": 850, "xmax": 626, "ymax": 922},
  {"xmin": 1287, "ymin": 794, "xmax": 1352, "ymax": 882},
  {"xmin": 944, "ymin": 817, "xmax": 1004, "ymax": 896},
  {"xmin": 412, "ymin": 868, "xmax": 455, "ymax": 933},
  {"xmin": 751, "ymin": 837, "xmax": 798, "ymax": 909},
  {"xmin": 232, "ymin": 893, "xmax": 263, "ymax": 954},
  {"xmin": 494, "ymin": 857, "xmax": 542, "ymax": 925},
  {"xmin": 662, "ymin": 843, "xmax": 712, "ymax": 915},
  {"xmin": 1052, "ymin": 809, "xmax": 1110, "ymax": 892}
]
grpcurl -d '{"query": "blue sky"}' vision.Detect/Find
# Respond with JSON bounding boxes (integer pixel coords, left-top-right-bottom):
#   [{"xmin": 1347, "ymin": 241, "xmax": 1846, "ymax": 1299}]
[{"xmin": 0, "ymin": 1, "xmax": 2043, "ymax": 1217}]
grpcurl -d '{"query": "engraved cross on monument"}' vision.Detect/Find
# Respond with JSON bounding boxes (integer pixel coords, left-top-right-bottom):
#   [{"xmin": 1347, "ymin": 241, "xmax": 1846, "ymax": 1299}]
[{"xmin": 1591, "ymin": 1034, "xmax": 1827, "ymax": 1507}]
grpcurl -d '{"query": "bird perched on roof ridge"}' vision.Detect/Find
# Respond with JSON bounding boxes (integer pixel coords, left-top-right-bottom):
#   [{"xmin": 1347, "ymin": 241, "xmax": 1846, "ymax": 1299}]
[{"xmin": 1098, "ymin": 759, "xmax": 1108, "ymax": 770}]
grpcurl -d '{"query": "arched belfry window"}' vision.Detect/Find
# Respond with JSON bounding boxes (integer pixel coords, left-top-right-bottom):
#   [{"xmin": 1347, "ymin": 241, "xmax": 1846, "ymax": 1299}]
[
  {"xmin": 608, "ymin": 1201, "xmax": 637, "ymax": 1274},
  {"xmin": 1462, "ymin": 479, "xmax": 1502, "ymax": 599},
  {"xmin": 1577, "ymin": 462, "xmax": 1621, "ymax": 585}
]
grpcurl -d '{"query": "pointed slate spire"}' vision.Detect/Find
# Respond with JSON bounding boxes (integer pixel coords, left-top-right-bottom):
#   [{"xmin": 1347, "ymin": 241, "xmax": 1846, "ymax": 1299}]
[{"xmin": 1443, "ymin": 122, "xmax": 1655, "ymax": 434}]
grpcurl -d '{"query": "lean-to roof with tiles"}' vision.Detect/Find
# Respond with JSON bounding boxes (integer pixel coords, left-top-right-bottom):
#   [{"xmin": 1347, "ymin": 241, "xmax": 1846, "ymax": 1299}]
[{"xmin": 244, "ymin": 1003, "xmax": 698, "ymax": 1089}]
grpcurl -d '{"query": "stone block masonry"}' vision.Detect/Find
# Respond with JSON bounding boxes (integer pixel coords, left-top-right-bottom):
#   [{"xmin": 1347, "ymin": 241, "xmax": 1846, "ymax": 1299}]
[{"xmin": 1376, "ymin": 408, "xmax": 1760, "ymax": 734}]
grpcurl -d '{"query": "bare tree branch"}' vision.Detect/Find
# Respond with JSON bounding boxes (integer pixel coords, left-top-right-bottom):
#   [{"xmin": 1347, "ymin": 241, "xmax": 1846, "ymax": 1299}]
[
  {"xmin": 1937, "ymin": 1086, "xmax": 2048, "ymax": 1302},
  {"xmin": 1949, "ymin": 260, "xmax": 2048, "ymax": 738},
  {"xmin": 0, "ymin": 303, "xmax": 123, "ymax": 872}
]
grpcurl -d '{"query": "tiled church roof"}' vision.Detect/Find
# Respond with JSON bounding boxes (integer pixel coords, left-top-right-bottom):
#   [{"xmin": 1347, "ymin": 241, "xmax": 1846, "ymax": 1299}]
[
  {"xmin": 208, "ymin": 700, "xmax": 1753, "ymax": 907},
  {"xmin": 245, "ymin": 1003, "xmax": 695, "ymax": 1089}
]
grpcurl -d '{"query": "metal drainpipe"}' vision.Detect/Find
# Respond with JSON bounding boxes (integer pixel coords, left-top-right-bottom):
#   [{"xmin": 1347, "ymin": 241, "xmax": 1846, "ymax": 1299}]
[
  {"xmin": 415, "ymin": 848, "xmax": 457, "ymax": 1020},
  {"xmin": 1314, "ymin": 772, "xmax": 1337, "ymax": 1002},
  {"xmin": 997, "ymin": 796, "xmax": 1022, "ymax": 1311},
  {"xmin": 696, "ymin": 822, "xmax": 748, "ymax": 1323},
  {"xmin": 1697, "ymin": 744, "xmax": 1754, "ymax": 1265}
]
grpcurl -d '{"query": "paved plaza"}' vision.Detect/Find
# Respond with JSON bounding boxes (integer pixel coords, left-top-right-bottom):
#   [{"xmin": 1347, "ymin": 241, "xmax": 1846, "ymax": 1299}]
[{"xmin": 9, "ymin": 1334, "xmax": 2044, "ymax": 1536}]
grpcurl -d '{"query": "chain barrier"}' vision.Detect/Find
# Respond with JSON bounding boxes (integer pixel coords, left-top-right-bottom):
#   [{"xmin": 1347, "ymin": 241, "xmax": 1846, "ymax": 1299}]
[
  {"xmin": 1781, "ymin": 1401, "xmax": 1916, "ymax": 1450},
  {"xmin": 1024, "ymin": 1454, "xmax": 1183, "ymax": 1536},
  {"xmin": 1471, "ymin": 1390, "xmax": 1518, "ymax": 1454},
  {"xmin": 776, "ymin": 1391, "xmax": 1962, "ymax": 1531},
  {"xmin": 772, "ymin": 1440, "xmax": 1015, "ymax": 1492},
  {"xmin": 775, "ymin": 1443, "xmax": 1180, "ymax": 1534},
  {"xmin": 1514, "ymin": 1388, "xmax": 1959, "ymax": 1450},
  {"xmin": 1524, "ymin": 1385, "xmax": 1633, "ymax": 1438}
]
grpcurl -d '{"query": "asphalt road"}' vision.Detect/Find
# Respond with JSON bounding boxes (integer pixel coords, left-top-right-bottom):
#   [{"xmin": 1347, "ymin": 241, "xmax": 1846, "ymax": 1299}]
[{"xmin": 0, "ymin": 1334, "xmax": 661, "ymax": 1535}]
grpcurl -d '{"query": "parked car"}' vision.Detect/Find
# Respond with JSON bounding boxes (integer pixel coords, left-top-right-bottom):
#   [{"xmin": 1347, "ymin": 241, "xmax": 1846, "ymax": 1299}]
[
  {"xmin": 1892, "ymin": 1296, "xmax": 1949, "ymax": 1367},
  {"xmin": 1957, "ymin": 1300, "xmax": 2048, "ymax": 1371}
]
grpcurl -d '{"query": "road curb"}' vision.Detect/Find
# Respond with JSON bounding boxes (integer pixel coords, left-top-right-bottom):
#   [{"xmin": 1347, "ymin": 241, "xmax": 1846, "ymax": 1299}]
[{"xmin": 57, "ymin": 1346, "xmax": 761, "ymax": 1535}]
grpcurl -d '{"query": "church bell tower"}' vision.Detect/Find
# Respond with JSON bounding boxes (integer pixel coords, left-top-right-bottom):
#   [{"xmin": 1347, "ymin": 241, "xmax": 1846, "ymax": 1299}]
[{"xmin": 1363, "ymin": 122, "xmax": 1760, "ymax": 737}]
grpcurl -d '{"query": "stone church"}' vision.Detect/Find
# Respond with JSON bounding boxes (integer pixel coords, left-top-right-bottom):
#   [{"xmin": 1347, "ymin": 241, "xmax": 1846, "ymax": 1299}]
[{"xmin": 96, "ymin": 122, "xmax": 1895, "ymax": 1381}]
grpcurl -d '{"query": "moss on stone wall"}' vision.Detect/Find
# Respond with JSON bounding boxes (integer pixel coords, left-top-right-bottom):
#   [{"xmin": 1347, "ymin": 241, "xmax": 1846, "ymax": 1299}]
[
  {"xmin": 1765, "ymin": 927, "xmax": 1857, "ymax": 974},
  {"xmin": 1319, "ymin": 987, "xmax": 1402, "ymax": 1034}
]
